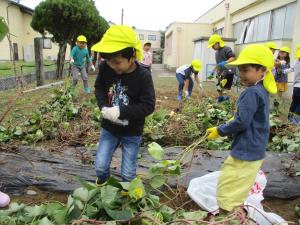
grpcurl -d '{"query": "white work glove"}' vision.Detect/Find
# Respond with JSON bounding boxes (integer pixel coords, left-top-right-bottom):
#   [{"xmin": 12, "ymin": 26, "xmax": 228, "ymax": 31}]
[
  {"xmin": 185, "ymin": 90, "xmax": 189, "ymax": 97},
  {"xmin": 283, "ymin": 68, "xmax": 294, "ymax": 74},
  {"xmin": 91, "ymin": 64, "xmax": 95, "ymax": 72},
  {"xmin": 280, "ymin": 60, "xmax": 286, "ymax": 65},
  {"xmin": 198, "ymin": 83, "xmax": 203, "ymax": 90},
  {"xmin": 101, "ymin": 106, "xmax": 120, "ymax": 122},
  {"xmin": 70, "ymin": 58, "xmax": 74, "ymax": 64}
]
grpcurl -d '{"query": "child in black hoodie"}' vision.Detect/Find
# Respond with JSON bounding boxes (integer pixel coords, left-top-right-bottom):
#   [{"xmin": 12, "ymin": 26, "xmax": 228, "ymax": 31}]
[{"xmin": 92, "ymin": 25, "xmax": 155, "ymax": 183}]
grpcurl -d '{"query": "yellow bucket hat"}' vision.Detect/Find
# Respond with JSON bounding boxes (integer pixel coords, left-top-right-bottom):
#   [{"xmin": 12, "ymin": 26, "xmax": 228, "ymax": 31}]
[
  {"xmin": 295, "ymin": 44, "xmax": 300, "ymax": 59},
  {"xmin": 207, "ymin": 34, "xmax": 225, "ymax": 48},
  {"xmin": 264, "ymin": 42, "xmax": 279, "ymax": 50},
  {"xmin": 279, "ymin": 46, "xmax": 291, "ymax": 54},
  {"xmin": 228, "ymin": 44, "xmax": 277, "ymax": 94},
  {"xmin": 91, "ymin": 25, "xmax": 143, "ymax": 61},
  {"xmin": 191, "ymin": 59, "xmax": 202, "ymax": 72},
  {"xmin": 77, "ymin": 35, "xmax": 87, "ymax": 42}
]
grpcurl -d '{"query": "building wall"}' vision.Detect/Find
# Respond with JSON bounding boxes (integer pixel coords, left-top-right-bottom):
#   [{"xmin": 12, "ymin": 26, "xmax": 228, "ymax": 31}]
[
  {"xmin": 164, "ymin": 22, "xmax": 212, "ymax": 70},
  {"xmin": 195, "ymin": 0, "xmax": 300, "ymax": 82},
  {"xmin": 135, "ymin": 28, "xmax": 162, "ymax": 63},
  {"xmin": 0, "ymin": 0, "xmax": 70, "ymax": 62},
  {"xmin": 135, "ymin": 29, "xmax": 161, "ymax": 50}
]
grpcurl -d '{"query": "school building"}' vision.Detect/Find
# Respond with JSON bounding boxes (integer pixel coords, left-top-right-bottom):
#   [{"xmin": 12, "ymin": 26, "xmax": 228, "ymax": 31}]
[
  {"xmin": 135, "ymin": 28, "xmax": 163, "ymax": 63},
  {"xmin": 0, "ymin": 0, "xmax": 70, "ymax": 62},
  {"xmin": 164, "ymin": 0, "xmax": 300, "ymax": 82}
]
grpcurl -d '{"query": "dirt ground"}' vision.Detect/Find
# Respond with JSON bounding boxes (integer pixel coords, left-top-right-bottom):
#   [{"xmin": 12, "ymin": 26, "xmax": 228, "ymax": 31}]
[{"xmin": 1, "ymin": 67, "xmax": 299, "ymax": 222}]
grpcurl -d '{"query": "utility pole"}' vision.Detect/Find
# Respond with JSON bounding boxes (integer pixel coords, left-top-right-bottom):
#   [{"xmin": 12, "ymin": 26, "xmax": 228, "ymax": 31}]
[{"xmin": 121, "ymin": 8, "xmax": 124, "ymax": 25}]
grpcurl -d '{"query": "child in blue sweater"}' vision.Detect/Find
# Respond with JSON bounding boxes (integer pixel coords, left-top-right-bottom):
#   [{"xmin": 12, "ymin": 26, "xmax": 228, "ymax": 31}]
[
  {"xmin": 70, "ymin": 35, "xmax": 95, "ymax": 94},
  {"xmin": 206, "ymin": 44, "xmax": 277, "ymax": 213}
]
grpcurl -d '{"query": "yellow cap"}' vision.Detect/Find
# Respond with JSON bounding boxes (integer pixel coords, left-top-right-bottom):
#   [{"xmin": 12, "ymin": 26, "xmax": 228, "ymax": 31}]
[
  {"xmin": 279, "ymin": 46, "xmax": 291, "ymax": 54},
  {"xmin": 77, "ymin": 35, "xmax": 87, "ymax": 42},
  {"xmin": 264, "ymin": 42, "xmax": 279, "ymax": 50},
  {"xmin": 91, "ymin": 25, "xmax": 143, "ymax": 61},
  {"xmin": 207, "ymin": 34, "xmax": 225, "ymax": 48},
  {"xmin": 295, "ymin": 44, "xmax": 300, "ymax": 59},
  {"xmin": 191, "ymin": 59, "xmax": 202, "ymax": 72},
  {"xmin": 228, "ymin": 44, "xmax": 277, "ymax": 94}
]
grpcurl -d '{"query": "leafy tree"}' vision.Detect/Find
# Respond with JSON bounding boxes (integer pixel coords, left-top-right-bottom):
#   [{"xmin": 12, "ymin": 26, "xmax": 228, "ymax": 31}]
[
  {"xmin": 31, "ymin": 0, "xmax": 108, "ymax": 78},
  {"xmin": 0, "ymin": 16, "xmax": 9, "ymax": 41},
  {"xmin": 160, "ymin": 30, "xmax": 165, "ymax": 49}
]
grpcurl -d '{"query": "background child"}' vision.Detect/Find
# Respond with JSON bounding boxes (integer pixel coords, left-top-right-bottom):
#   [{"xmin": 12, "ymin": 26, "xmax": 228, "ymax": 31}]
[
  {"xmin": 288, "ymin": 44, "xmax": 300, "ymax": 125},
  {"xmin": 208, "ymin": 34, "xmax": 236, "ymax": 102},
  {"xmin": 275, "ymin": 46, "xmax": 291, "ymax": 98},
  {"xmin": 206, "ymin": 44, "xmax": 277, "ymax": 213},
  {"xmin": 140, "ymin": 42, "xmax": 152, "ymax": 72},
  {"xmin": 175, "ymin": 59, "xmax": 202, "ymax": 101},
  {"xmin": 70, "ymin": 35, "xmax": 95, "ymax": 94},
  {"xmin": 91, "ymin": 25, "xmax": 155, "ymax": 183}
]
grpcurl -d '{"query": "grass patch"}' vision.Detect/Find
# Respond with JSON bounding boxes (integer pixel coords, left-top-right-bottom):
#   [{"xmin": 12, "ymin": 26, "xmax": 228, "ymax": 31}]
[{"xmin": 0, "ymin": 60, "xmax": 57, "ymax": 78}]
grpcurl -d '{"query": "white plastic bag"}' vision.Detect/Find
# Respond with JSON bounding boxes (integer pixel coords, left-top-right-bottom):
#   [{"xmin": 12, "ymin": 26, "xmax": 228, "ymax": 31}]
[{"xmin": 187, "ymin": 170, "xmax": 287, "ymax": 225}]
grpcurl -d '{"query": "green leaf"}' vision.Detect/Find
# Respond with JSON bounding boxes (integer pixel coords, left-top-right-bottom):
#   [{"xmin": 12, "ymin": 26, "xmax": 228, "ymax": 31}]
[
  {"xmin": 295, "ymin": 204, "xmax": 300, "ymax": 217},
  {"xmin": 13, "ymin": 126, "xmax": 23, "ymax": 136},
  {"xmin": 66, "ymin": 196, "xmax": 74, "ymax": 210},
  {"xmin": 128, "ymin": 178, "xmax": 146, "ymax": 201},
  {"xmin": 287, "ymin": 143, "xmax": 299, "ymax": 152},
  {"xmin": 27, "ymin": 204, "xmax": 47, "ymax": 218},
  {"xmin": 207, "ymin": 141, "xmax": 219, "ymax": 150},
  {"xmin": 150, "ymin": 175, "xmax": 166, "ymax": 189},
  {"xmin": 0, "ymin": 125, "xmax": 6, "ymax": 132},
  {"xmin": 38, "ymin": 217, "xmax": 55, "ymax": 225},
  {"xmin": 148, "ymin": 142, "xmax": 164, "ymax": 160},
  {"xmin": 159, "ymin": 205, "xmax": 175, "ymax": 222},
  {"xmin": 104, "ymin": 206, "xmax": 133, "ymax": 220},
  {"xmin": 101, "ymin": 185, "xmax": 119, "ymax": 205},
  {"xmin": 86, "ymin": 205, "xmax": 98, "ymax": 218},
  {"xmin": 75, "ymin": 177, "xmax": 97, "ymax": 191},
  {"xmin": 106, "ymin": 176, "xmax": 124, "ymax": 190},
  {"xmin": 0, "ymin": 202, "xmax": 25, "ymax": 216},
  {"xmin": 73, "ymin": 187, "xmax": 89, "ymax": 202},
  {"xmin": 182, "ymin": 210, "xmax": 207, "ymax": 221}
]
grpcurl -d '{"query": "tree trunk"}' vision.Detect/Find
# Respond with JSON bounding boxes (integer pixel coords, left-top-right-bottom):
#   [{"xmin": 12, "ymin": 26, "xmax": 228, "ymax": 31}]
[
  {"xmin": 56, "ymin": 43, "xmax": 67, "ymax": 79},
  {"xmin": 34, "ymin": 38, "xmax": 44, "ymax": 86}
]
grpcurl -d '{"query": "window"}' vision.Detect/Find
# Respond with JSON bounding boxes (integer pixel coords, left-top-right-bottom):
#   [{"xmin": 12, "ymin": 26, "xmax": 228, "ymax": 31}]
[
  {"xmin": 244, "ymin": 11, "xmax": 271, "ymax": 43},
  {"xmin": 215, "ymin": 28, "xmax": 224, "ymax": 36},
  {"xmin": 139, "ymin": 34, "xmax": 144, "ymax": 40},
  {"xmin": 233, "ymin": 21, "xmax": 244, "ymax": 44},
  {"xmin": 148, "ymin": 35, "xmax": 156, "ymax": 41},
  {"xmin": 283, "ymin": 3, "xmax": 296, "ymax": 38},
  {"xmin": 270, "ymin": 7, "xmax": 286, "ymax": 39},
  {"xmin": 271, "ymin": 2, "xmax": 296, "ymax": 39},
  {"xmin": 234, "ymin": 2, "xmax": 296, "ymax": 44},
  {"xmin": 255, "ymin": 12, "xmax": 271, "ymax": 41}
]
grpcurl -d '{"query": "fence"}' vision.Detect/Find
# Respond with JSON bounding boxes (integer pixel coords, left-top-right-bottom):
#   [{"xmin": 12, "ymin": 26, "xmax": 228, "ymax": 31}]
[{"xmin": 0, "ymin": 62, "xmax": 70, "ymax": 91}]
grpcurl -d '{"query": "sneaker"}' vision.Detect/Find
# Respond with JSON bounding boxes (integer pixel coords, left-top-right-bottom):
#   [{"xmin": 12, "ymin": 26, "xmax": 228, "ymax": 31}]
[
  {"xmin": 177, "ymin": 95, "xmax": 183, "ymax": 101},
  {"xmin": 216, "ymin": 96, "xmax": 224, "ymax": 103},
  {"xmin": 0, "ymin": 191, "xmax": 10, "ymax": 208},
  {"xmin": 84, "ymin": 87, "xmax": 91, "ymax": 94}
]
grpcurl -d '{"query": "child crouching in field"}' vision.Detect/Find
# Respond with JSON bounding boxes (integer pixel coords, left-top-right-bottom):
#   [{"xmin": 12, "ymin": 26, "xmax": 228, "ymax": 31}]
[{"xmin": 206, "ymin": 44, "xmax": 277, "ymax": 214}]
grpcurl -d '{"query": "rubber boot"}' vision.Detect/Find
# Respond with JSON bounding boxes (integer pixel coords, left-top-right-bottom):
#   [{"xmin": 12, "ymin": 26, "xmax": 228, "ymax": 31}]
[{"xmin": 84, "ymin": 87, "xmax": 91, "ymax": 94}]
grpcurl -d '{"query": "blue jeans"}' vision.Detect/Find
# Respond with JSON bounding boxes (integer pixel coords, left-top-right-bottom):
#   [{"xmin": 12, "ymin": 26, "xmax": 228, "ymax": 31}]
[
  {"xmin": 95, "ymin": 129, "xmax": 142, "ymax": 183},
  {"xmin": 176, "ymin": 73, "xmax": 193, "ymax": 96}
]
